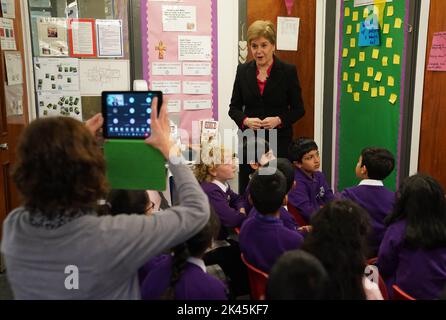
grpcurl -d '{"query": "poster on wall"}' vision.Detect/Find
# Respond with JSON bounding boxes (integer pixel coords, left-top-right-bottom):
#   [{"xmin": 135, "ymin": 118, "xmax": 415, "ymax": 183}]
[
  {"xmin": 427, "ymin": 32, "xmax": 446, "ymax": 72},
  {"xmin": 37, "ymin": 17, "xmax": 69, "ymax": 56},
  {"xmin": 68, "ymin": 19, "xmax": 97, "ymax": 57},
  {"xmin": 96, "ymin": 19, "xmax": 123, "ymax": 57},
  {"xmin": 277, "ymin": 17, "xmax": 300, "ymax": 51},
  {"xmin": 0, "ymin": 18, "xmax": 16, "ymax": 50},
  {"xmin": 5, "ymin": 84, "xmax": 23, "ymax": 116},
  {"xmin": 37, "ymin": 91, "xmax": 83, "ymax": 120},
  {"xmin": 354, "ymin": 0, "xmax": 392, "ymax": 7},
  {"xmin": 162, "ymin": 5, "xmax": 197, "ymax": 32},
  {"xmin": 1, "ymin": 0, "xmax": 15, "ymax": 19},
  {"xmin": 4, "ymin": 51, "xmax": 23, "ymax": 85},
  {"xmin": 34, "ymin": 57, "xmax": 80, "ymax": 92}
]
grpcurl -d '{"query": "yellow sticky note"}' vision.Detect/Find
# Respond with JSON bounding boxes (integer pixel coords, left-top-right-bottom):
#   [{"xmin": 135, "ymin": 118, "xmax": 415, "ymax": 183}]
[
  {"xmin": 393, "ymin": 54, "xmax": 401, "ymax": 65},
  {"xmin": 356, "ymin": 23, "xmax": 360, "ymax": 33},
  {"xmin": 350, "ymin": 58, "xmax": 356, "ymax": 68},
  {"xmin": 383, "ymin": 24, "xmax": 390, "ymax": 34},
  {"xmin": 395, "ymin": 18, "xmax": 402, "ymax": 29},
  {"xmin": 375, "ymin": 72, "xmax": 383, "ymax": 82},
  {"xmin": 379, "ymin": 86, "xmax": 386, "ymax": 96},
  {"xmin": 354, "ymin": 92, "xmax": 360, "ymax": 102},
  {"xmin": 363, "ymin": 7, "xmax": 369, "ymax": 18},
  {"xmin": 355, "ymin": 73, "xmax": 361, "ymax": 82},
  {"xmin": 372, "ymin": 49, "xmax": 380, "ymax": 59},
  {"xmin": 367, "ymin": 67, "xmax": 374, "ymax": 77},
  {"xmin": 363, "ymin": 82, "xmax": 370, "ymax": 92},
  {"xmin": 389, "ymin": 94, "xmax": 398, "ymax": 104},
  {"xmin": 388, "ymin": 76, "xmax": 395, "ymax": 87},
  {"xmin": 386, "ymin": 38, "xmax": 393, "ymax": 48},
  {"xmin": 343, "ymin": 48, "xmax": 349, "ymax": 57},
  {"xmin": 346, "ymin": 25, "xmax": 352, "ymax": 34},
  {"xmin": 371, "ymin": 88, "xmax": 378, "ymax": 97},
  {"xmin": 343, "ymin": 72, "xmax": 349, "ymax": 81},
  {"xmin": 347, "ymin": 84, "xmax": 353, "ymax": 93},
  {"xmin": 382, "ymin": 56, "xmax": 389, "ymax": 66},
  {"xmin": 345, "ymin": 7, "xmax": 351, "ymax": 17},
  {"xmin": 350, "ymin": 38, "xmax": 356, "ymax": 48},
  {"xmin": 352, "ymin": 11, "xmax": 359, "ymax": 21},
  {"xmin": 387, "ymin": 6, "xmax": 394, "ymax": 17},
  {"xmin": 359, "ymin": 52, "xmax": 365, "ymax": 62}
]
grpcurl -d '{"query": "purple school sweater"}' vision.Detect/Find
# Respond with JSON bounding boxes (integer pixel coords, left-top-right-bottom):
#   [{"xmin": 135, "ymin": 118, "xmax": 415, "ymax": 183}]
[
  {"xmin": 288, "ymin": 168, "xmax": 334, "ymax": 223},
  {"xmin": 340, "ymin": 184, "xmax": 394, "ymax": 255},
  {"xmin": 140, "ymin": 255, "xmax": 227, "ymax": 300},
  {"xmin": 378, "ymin": 220, "xmax": 446, "ymax": 299},
  {"xmin": 239, "ymin": 214, "xmax": 304, "ymax": 273},
  {"xmin": 248, "ymin": 207, "xmax": 298, "ymax": 231},
  {"xmin": 201, "ymin": 182, "xmax": 247, "ymax": 239}
]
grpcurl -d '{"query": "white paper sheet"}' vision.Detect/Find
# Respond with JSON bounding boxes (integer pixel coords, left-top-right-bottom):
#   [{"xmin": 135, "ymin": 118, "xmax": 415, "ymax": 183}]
[
  {"xmin": 0, "ymin": 18, "xmax": 16, "ymax": 50},
  {"xmin": 183, "ymin": 99, "xmax": 211, "ymax": 110},
  {"xmin": 4, "ymin": 51, "xmax": 22, "ymax": 85},
  {"xmin": 5, "ymin": 84, "xmax": 23, "ymax": 116},
  {"xmin": 162, "ymin": 5, "xmax": 196, "ymax": 32},
  {"xmin": 183, "ymin": 62, "xmax": 211, "ymax": 76},
  {"xmin": 34, "ymin": 57, "xmax": 80, "ymax": 91},
  {"xmin": 37, "ymin": 17, "xmax": 68, "ymax": 56},
  {"xmin": 79, "ymin": 59, "xmax": 130, "ymax": 96},
  {"xmin": 150, "ymin": 80, "xmax": 181, "ymax": 94},
  {"xmin": 167, "ymin": 100, "xmax": 181, "ymax": 113},
  {"xmin": 37, "ymin": 91, "xmax": 83, "ymax": 120},
  {"xmin": 354, "ymin": 0, "xmax": 392, "ymax": 7},
  {"xmin": 96, "ymin": 19, "xmax": 123, "ymax": 57},
  {"xmin": 277, "ymin": 17, "xmax": 300, "ymax": 51},
  {"xmin": 178, "ymin": 35, "xmax": 211, "ymax": 61},
  {"xmin": 70, "ymin": 19, "xmax": 95, "ymax": 56},
  {"xmin": 183, "ymin": 81, "xmax": 211, "ymax": 95},
  {"xmin": 1, "ymin": 0, "xmax": 15, "ymax": 18},
  {"xmin": 152, "ymin": 62, "xmax": 182, "ymax": 76}
]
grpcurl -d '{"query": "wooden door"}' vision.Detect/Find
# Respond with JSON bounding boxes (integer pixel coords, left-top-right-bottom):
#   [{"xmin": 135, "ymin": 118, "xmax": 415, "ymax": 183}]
[
  {"xmin": 0, "ymin": 0, "xmax": 29, "ymax": 245},
  {"xmin": 247, "ymin": 0, "xmax": 316, "ymax": 138},
  {"xmin": 418, "ymin": 0, "xmax": 446, "ymax": 189}
]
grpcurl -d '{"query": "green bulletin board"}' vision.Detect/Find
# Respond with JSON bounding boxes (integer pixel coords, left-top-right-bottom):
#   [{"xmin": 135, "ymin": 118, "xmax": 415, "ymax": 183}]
[{"xmin": 336, "ymin": 0, "xmax": 407, "ymax": 192}]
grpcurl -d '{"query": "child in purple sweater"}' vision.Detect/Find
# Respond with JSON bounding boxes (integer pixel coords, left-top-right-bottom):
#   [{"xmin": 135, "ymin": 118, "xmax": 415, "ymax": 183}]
[{"xmin": 339, "ymin": 147, "xmax": 395, "ymax": 257}]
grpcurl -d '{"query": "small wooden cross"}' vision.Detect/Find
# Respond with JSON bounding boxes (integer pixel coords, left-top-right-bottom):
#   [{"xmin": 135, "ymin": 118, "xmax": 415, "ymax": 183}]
[{"xmin": 155, "ymin": 41, "xmax": 167, "ymax": 59}]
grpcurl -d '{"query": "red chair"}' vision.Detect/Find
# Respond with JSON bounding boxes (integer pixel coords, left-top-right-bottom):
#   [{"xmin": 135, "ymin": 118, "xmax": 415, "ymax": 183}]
[
  {"xmin": 240, "ymin": 253, "xmax": 268, "ymax": 300},
  {"xmin": 234, "ymin": 227, "xmax": 240, "ymax": 235},
  {"xmin": 287, "ymin": 203, "xmax": 308, "ymax": 227},
  {"xmin": 392, "ymin": 285, "xmax": 416, "ymax": 300}
]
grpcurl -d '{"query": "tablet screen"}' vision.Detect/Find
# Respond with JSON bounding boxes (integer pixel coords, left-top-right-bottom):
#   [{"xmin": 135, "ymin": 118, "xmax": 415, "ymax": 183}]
[{"xmin": 102, "ymin": 91, "xmax": 162, "ymax": 139}]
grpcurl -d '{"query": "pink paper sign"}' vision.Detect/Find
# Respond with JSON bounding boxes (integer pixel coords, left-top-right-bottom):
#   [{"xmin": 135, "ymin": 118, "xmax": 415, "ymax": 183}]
[{"xmin": 427, "ymin": 32, "xmax": 446, "ymax": 72}]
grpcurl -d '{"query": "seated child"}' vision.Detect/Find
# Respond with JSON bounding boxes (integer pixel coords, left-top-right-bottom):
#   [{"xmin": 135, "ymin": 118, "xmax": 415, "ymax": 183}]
[
  {"xmin": 266, "ymin": 250, "xmax": 328, "ymax": 300},
  {"xmin": 105, "ymin": 189, "xmax": 155, "ymax": 216},
  {"xmin": 239, "ymin": 170, "xmax": 304, "ymax": 273},
  {"xmin": 288, "ymin": 138, "xmax": 334, "ymax": 223},
  {"xmin": 248, "ymin": 158, "xmax": 298, "ymax": 231},
  {"xmin": 140, "ymin": 211, "xmax": 228, "ymax": 300},
  {"xmin": 339, "ymin": 147, "xmax": 395, "ymax": 257},
  {"xmin": 194, "ymin": 144, "xmax": 246, "ymax": 240},
  {"xmin": 378, "ymin": 174, "xmax": 446, "ymax": 300}
]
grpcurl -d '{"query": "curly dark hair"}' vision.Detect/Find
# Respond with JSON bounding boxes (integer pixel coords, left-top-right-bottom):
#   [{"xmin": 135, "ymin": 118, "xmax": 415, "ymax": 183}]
[
  {"xmin": 302, "ymin": 200, "xmax": 370, "ymax": 300},
  {"xmin": 385, "ymin": 174, "xmax": 446, "ymax": 250},
  {"xmin": 12, "ymin": 117, "xmax": 107, "ymax": 216}
]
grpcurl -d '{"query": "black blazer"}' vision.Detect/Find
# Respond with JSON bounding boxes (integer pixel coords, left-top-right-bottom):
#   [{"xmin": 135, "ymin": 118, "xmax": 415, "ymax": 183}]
[{"xmin": 228, "ymin": 57, "xmax": 305, "ymax": 139}]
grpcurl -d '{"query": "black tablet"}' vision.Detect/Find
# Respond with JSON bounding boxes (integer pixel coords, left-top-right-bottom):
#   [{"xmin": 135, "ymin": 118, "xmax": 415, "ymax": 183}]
[{"xmin": 102, "ymin": 91, "xmax": 162, "ymax": 139}]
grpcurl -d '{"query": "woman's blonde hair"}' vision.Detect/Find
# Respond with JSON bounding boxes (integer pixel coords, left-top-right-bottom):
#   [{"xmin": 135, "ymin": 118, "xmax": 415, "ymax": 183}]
[
  {"xmin": 194, "ymin": 144, "xmax": 235, "ymax": 183},
  {"xmin": 247, "ymin": 20, "xmax": 276, "ymax": 45}
]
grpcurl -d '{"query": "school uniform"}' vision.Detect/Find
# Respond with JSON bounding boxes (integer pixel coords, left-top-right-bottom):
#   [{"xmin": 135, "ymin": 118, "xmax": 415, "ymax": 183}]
[
  {"xmin": 288, "ymin": 168, "xmax": 334, "ymax": 223},
  {"xmin": 239, "ymin": 214, "xmax": 304, "ymax": 273},
  {"xmin": 378, "ymin": 220, "xmax": 446, "ymax": 299},
  {"xmin": 201, "ymin": 181, "xmax": 247, "ymax": 240},
  {"xmin": 248, "ymin": 206, "xmax": 298, "ymax": 231},
  {"xmin": 340, "ymin": 180, "xmax": 395, "ymax": 256},
  {"xmin": 140, "ymin": 255, "xmax": 227, "ymax": 300}
]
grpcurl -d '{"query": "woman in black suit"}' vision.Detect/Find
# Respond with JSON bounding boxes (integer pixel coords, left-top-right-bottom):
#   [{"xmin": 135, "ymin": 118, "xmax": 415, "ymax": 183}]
[{"xmin": 229, "ymin": 20, "xmax": 305, "ymax": 193}]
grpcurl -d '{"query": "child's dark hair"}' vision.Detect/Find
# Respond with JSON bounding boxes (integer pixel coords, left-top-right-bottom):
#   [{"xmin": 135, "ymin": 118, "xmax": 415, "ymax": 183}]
[
  {"xmin": 288, "ymin": 137, "xmax": 318, "ymax": 163},
  {"xmin": 238, "ymin": 136, "xmax": 270, "ymax": 165},
  {"xmin": 386, "ymin": 174, "xmax": 446, "ymax": 250},
  {"xmin": 250, "ymin": 170, "xmax": 287, "ymax": 214},
  {"xmin": 106, "ymin": 189, "xmax": 150, "ymax": 215},
  {"xmin": 302, "ymin": 200, "xmax": 370, "ymax": 300},
  {"xmin": 361, "ymin": 147, "xmax": 395, "ymax": 180},
  {"xmin": 266, "ymin": 250, "xmax": 328, "ymax": 300},
  {"xmin": 265, "ymin": 158, "xmax": 294, "ymax": 193},
  {"xmin": 162, "ymin": 207, "xmax": 220, "ymax": 299}
]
